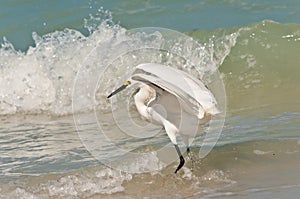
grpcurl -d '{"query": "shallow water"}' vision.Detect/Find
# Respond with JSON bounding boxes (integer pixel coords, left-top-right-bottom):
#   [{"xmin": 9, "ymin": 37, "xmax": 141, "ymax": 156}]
[
  {"xmin": 1, "ymin": 0, "xmax": 300, "ymax": 198},
  {"xmin": 0, "ymin": 110, "xmax": 299, "ymax": 198}
]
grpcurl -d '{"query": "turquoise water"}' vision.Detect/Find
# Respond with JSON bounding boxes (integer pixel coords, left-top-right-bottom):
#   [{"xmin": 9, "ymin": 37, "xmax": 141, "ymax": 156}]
[
  {"xmin": 1, "ymin": 0, "xmax": 300, "ymax": 50},
  {"xmin": 0, "ymin": 0, "xmax": 300, "ymax": 198}
]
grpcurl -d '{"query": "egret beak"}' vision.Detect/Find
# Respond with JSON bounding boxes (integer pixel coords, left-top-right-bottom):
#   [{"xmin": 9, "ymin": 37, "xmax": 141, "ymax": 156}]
[{"xmin": 107, "ymin": 81, "xmax": 131, "ymax": 98}]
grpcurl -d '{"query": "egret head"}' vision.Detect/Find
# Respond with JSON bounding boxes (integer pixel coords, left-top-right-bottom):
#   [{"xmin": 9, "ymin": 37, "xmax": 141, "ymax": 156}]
[{"xmin": 107, "ymin": 80, "xmax": 131, "ymax": 98}]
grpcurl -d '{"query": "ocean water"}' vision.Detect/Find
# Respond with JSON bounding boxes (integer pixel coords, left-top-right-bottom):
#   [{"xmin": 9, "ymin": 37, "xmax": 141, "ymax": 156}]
[{"xmin": 1, "ymin": 0, "xmax": 300, "ymax": 198}]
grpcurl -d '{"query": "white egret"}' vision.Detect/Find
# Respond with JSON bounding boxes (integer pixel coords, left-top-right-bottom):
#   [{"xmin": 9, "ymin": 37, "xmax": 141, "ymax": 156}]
[{"xmin": 107, "ymin": 63, "xmax": 220, "ymax": 173}]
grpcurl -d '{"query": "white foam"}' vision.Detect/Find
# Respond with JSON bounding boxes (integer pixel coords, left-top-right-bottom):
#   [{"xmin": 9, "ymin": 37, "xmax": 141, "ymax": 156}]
[
  {"xmin": 46, "ymin": 152, "xmax": 165, "ymax": 197},
  {"xmin": 8, "ymin": 188, "xmax": 39, "ymax": 199},
  {"xmin": 47, "ymin": 169, "xmax": 130, "ymax": 197},
  {"xmin": 1, "ymin": 152, "xmax": 166, "ymax": 198},
  {"xmin": 0, "ymin": 10, "xmax": 237, "ymax": 116},
  {"xmin": 181, "ymin": 166, "xmax": 195, "ymax": 180},
  {"xmin": 253, "ymin": 149, "xmax": 273, "ymax": 155},
  {"xmin": 201, "ymin": 170, "xmax": 236, "ymax": 184},
  {"xmin": 0, "ymin": 11, "xmax": 122, "ymax": 116},
  {"xmin": 116, "ymin": 151, "xmax": 167, "ymax": 174},
  {"xmin": 202, "ymin": 170, "xmax": 225, "ymax": 181}
]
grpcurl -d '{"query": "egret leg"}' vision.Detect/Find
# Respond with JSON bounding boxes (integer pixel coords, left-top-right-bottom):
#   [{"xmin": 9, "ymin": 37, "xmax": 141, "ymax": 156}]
[
  {"xmin": 187, "ymin": 147, "xmax": 191, "ymax": 154},
  {"xmin": 186, "ymin": 147, "xmax": 193, "ymax": 162},
  {"xmin": 174, "ymin": 144, "xmax": 185, "ymax": 174},
  {"xmin": 182, "ymin": 135, "xmax": 190, "ymax": 155},
  {"xmin": 187, "ymin": 146, "xmax": 196, "ymax": 162},
  {"xmin": 182, "ymin": 135, "xmax": 193, "ymax": 160},
  {"xmin": 186, "ymin": 146, "xmax": 195, "ymax": 171}
]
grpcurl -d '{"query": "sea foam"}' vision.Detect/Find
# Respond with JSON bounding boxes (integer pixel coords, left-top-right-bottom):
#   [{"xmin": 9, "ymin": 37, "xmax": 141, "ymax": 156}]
[{"xmin": 0, "ymin": 10, "xmax": 233, "ymax": 117}]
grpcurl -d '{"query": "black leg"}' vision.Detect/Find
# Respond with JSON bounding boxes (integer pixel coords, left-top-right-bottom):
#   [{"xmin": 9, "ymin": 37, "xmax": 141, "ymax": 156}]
[
  {"xmin": 187, "ymin": 147, "xmax": 190, "ymax": 154},
  {"xmin": 174, "ymin": 144, "xmax": 185, "ymax": 174}
]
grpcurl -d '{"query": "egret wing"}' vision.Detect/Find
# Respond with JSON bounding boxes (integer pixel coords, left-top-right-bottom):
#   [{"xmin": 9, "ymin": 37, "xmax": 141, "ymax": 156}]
[{"xmin": 131, "ymin": 63, "xmax": 219, "ymax": 119}]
